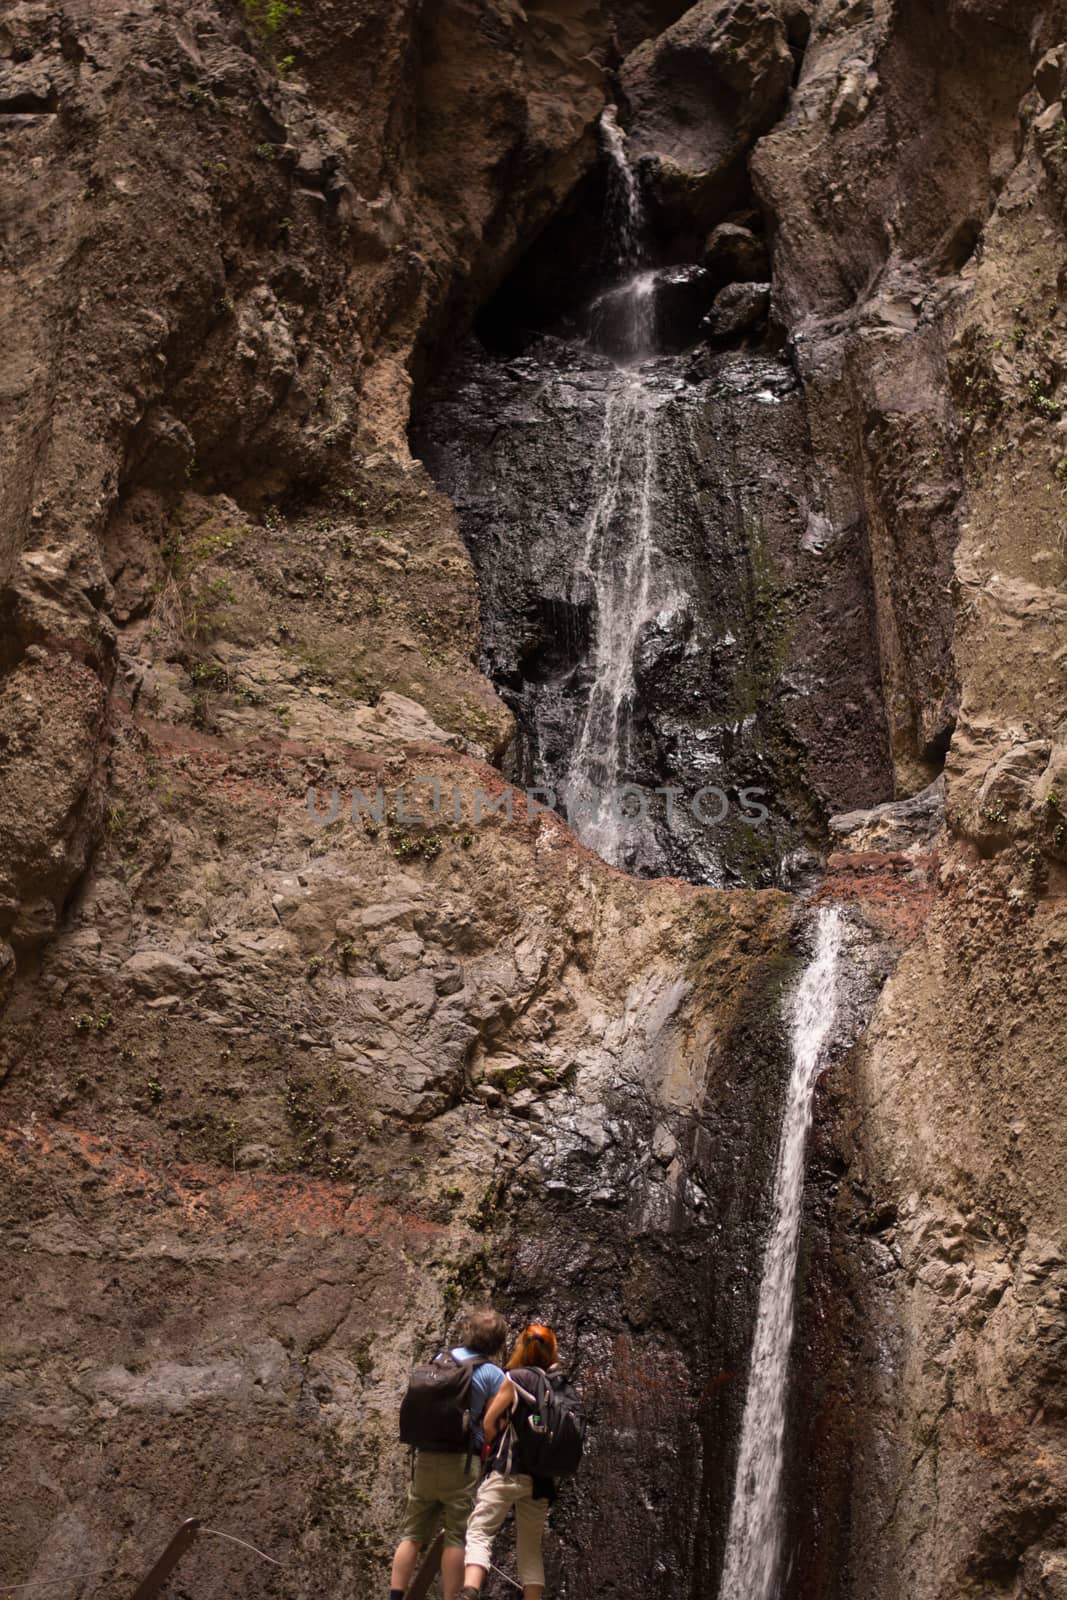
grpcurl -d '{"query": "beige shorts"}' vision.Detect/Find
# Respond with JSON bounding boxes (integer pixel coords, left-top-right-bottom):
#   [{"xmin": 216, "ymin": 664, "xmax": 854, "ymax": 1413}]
[
  {"xmin": 465, "ymin": 1471, "xmax": 549, "ymax": 1588},
  {"xmin": 399, "ymin": 1450, "xmax": 480, "ymax": 1549}
]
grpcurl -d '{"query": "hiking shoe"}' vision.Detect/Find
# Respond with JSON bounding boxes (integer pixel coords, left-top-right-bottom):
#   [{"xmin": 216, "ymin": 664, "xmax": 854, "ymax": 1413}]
[{"xmin": 459, "ymin": 1589, "xmax": 481, "ymax": 1600}]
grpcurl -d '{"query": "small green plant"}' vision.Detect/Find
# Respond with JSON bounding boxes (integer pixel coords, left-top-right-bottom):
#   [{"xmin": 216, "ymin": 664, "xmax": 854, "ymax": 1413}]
[
  {"xmin": 146, "ymin": 1078, "xmax": 164, "ymax": 1105},
  {"xmin": 388, "ymin": 828, "xmax": 441, "ymax": 861},
  {"xmin": 191, "ymin": 660, "xmax": 230, "ymax": 690},
  {"xmin": 1047, "ymin": 790, "xmax": 1062, "ymax": 812},
  {"xmin": 153, "ymin": 517, "xmax": 245, "ymax": 646},
  {"xmin": 352, "ymin": 1340, "xmax": 374, "ymax": 1378},
  {"xmin": 306, "ymin": 955, "xmax": 324, "ymax": 979},
  {"xmin": 240, "ymin": 0, "xmax": 300, "ymax": 37},
  {"xmin": 338, "ymin": 941, "xmax": 360, "ymax": 971},
  {"xmin": 73, "ymin": 1009, "xmax": 112, "ymax": 1033},
  {"xmin": 1024, "ymin": 375, "xmax": 1062, "ymax": 419}
]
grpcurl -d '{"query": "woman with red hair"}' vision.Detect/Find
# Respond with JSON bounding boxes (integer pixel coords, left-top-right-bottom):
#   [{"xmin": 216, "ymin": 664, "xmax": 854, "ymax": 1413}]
[{"xmin": 459, "ymin": 1324, "xmax": 561, "ymax": 1600}]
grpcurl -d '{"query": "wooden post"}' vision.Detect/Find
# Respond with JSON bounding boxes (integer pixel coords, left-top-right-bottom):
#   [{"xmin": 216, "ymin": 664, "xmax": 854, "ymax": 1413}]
[
  {"xmin": 129, "ymin": 1518, "xmax": 202, "ymax": 1600},
  {"xmin": 405, "ymin": 1530, "xmax": 445, "ymax": 1600}
]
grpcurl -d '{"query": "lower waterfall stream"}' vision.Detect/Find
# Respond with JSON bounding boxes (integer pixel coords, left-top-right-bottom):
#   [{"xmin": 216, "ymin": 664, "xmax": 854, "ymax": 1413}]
[{"xmin": 718, "ymin": 905, "xmax": 850, "ymax": 1600}]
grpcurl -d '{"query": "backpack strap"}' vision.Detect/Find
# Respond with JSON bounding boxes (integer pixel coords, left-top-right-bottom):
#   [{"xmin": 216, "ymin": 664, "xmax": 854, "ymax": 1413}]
[
  {"xmin": 500, "ymin": 1370, "xmax": 545, "ymax": 1476},
  {"xmin": 454, "ymin": 1352, "xmax": 487, "ymax": 1471}
]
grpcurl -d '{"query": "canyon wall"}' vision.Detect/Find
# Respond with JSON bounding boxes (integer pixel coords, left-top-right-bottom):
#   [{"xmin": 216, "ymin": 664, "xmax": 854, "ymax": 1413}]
[{"xmin": 1, "ymin": 1, "xmax": 1065, "ymax": 1598}]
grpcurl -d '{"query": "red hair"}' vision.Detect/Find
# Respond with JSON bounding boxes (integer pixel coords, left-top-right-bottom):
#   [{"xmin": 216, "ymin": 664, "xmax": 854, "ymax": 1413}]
[{"xmin": 507, "ymin": 1323, "xmax": 558, "ymax": 1371}]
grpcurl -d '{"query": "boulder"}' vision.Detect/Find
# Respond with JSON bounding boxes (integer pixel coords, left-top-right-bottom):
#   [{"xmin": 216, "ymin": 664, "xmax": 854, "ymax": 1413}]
[
  {"xmin": 702, "ymin": 280, "xmax": 771, "ymax": 342},
  {"xmin": 703, "ymin": 220, "xmax": 771, "ymax": 285},
  {"xmin": 123, "ymin": 949, "xmax": 199, "ymax": 996},
  {"xmin": 621, "ymin": 0, "xmax": 794, "ymax": 230}
]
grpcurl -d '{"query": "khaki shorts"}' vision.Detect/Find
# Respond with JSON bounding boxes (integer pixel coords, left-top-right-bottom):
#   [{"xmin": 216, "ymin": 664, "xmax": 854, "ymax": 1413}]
[
  {"xmin": 399, "ymin": 1450, "xmax": 480, "ymax": 1549},
  {"xmin": 465, "ymin": 1471, "xmax": 549, "ymax": 1588}
]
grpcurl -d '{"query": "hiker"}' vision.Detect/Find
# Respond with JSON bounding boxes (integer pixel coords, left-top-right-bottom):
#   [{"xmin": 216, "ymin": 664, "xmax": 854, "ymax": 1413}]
[
  {"xmin": 459, "ymin": 1323, "xmax": 585, "ymax": 1600},
  {"xmin": 388, "ymin": 1307, "xmax": 508, "ymax": 1600}
]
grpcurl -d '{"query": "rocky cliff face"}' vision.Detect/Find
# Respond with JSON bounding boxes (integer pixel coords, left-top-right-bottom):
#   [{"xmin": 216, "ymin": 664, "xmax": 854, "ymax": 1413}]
[{"xmin": 1, "ymin": 2, "xmax": 1065, "ymax": 1599}]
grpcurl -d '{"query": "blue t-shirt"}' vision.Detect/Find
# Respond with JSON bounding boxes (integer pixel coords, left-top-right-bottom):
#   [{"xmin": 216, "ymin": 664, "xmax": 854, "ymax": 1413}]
[{"xmin": 452, "ymin": 1346, "xmax": 505, "ymax": 1448}]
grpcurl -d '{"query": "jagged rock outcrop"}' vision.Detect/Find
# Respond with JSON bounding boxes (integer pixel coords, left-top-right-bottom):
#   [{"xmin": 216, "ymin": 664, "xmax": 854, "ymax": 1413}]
[
  {"xmin": 621, "ymin": 0, "xmax": 801, "ymax": 236},
  {"xmin": 0, "ymin": 0, "xmax": 665, "ymax": 978}
]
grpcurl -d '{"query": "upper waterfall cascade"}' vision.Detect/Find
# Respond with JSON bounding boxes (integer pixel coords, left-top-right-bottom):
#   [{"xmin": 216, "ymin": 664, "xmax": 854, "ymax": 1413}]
[
  {"xmin": 418, "ymin": 106, "xmax": 835, "ymax": 887},
  {"xmin": 561, "ymin": 111, "xmax": 671, "ymax": 867}
]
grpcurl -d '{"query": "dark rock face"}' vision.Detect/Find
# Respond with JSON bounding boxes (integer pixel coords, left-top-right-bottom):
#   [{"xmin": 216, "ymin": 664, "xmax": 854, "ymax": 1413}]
[
  {"xmin": 497, "ymin": 932, "xmax": 799, "ymax": 1600},
  {"xmin": 704, "ymin": 221, "xmax": 772, "ymax": 285},
  {"xmin": 417, "ymin": 331, "xmax": 893, "ymax": 887},
  {"xmin": 703, "ymin": 280, "xmax": 771, "ymax": 342}
]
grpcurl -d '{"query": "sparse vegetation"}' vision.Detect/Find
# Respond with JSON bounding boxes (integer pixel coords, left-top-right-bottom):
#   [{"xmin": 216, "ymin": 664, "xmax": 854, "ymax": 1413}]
[
  {"xmin": 1023, "ymin": 374, "xmax": 1062, "ymax": 419},
  {"xmin": 152, "ymin": 513, "xmax": 246, "ymax": 648},
  {"xmin": 240, "ymin": 0, "xmax": 300, "ymax": 39},
  {"xmin": 388, "ymin": 828, "xmax": 442, "ymax": 861},
  {"xmin": 73, "ymin": 1009, "xmax": 113, "ymax": 1033}
]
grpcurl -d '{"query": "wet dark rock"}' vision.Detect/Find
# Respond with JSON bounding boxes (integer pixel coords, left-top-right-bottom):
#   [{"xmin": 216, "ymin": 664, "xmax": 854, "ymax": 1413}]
[
  {"xmin": 416, "ymin": 335, "xmax": 894, "ymax": 886},
  {"xmin": 703, "ymin": 280, "xmax": 771, "ymax": 343},
  {"xmin": 587, "ymin": 264, "xmax": 715, "ymax": 356},
  {"xmin": 704, "ymin": 220, "xmax": 771, "ymax": 285}
]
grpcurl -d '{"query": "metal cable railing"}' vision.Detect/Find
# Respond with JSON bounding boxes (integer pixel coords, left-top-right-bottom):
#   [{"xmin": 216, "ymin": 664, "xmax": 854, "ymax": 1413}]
[
  {"xmin": 4, "ymin": 1514, "xmax": 519, "ymax": 1597},
  {"xmin": 3, "ymin": 1518, "xmax": 283, "ymax": 1600}
]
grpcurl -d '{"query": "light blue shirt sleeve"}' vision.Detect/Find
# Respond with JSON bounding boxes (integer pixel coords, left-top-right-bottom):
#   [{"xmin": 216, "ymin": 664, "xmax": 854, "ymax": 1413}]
[{"xmin": 453, "ymin": 1348, "xmax": 506, "ymax": 1442}]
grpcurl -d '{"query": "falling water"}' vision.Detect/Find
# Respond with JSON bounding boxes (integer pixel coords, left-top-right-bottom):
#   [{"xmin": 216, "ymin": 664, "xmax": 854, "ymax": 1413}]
[
  {"xmin": 718, "ymin": 905, "xmax": 849, "ymax": 1600},
  {"xmin": 592, "ymin": 107, "xmax": 656, "ymax": 360},
  {"xmin": 419, "ymin": 103, "xmax": 810, "ymax": 883},
  {"xmin": 600, "ymin": 105, "xmax": 643, "ymax": 267},
  {"xmin": 562, "ymin": 377, "xmax": 661, "ymax": 863},
  {"xmin": 554, "ymin": 109, "xmax": 669, "ymax": 864}
]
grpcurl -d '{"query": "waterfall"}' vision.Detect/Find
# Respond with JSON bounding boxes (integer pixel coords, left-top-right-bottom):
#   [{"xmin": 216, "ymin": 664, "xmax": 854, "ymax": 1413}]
[
  {"xmin": 593, "ymin": 106, "xmax": 655, "ymax": 360},
  {"xmin": 553, "ymin": 108, "xmax": 669, "ymax": 865},
  {"xmin": 562, "ymin": 376, "xmax": 661, "ymax": 864},
  {"xmin": 718, "ymin": 905, "xmax": 849, "ymax": 1600},
  {"xmin": 600, "ymin": 104, "xmax": 643, "ymax": 271},
  {"xmin": 418, "ymin": 100, "xmax": 810, "ymax": 885}
]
